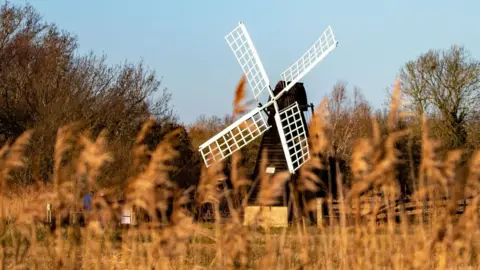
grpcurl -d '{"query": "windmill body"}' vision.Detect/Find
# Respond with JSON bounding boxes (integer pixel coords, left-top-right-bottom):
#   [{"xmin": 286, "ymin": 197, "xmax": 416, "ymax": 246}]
[
  {"xmin": 248, "ymin": 81, "xmax": 313, "ymax": 204},
  {"xmin": 198, "ymin": 22, "xmax": 338, "ymax": 204}
]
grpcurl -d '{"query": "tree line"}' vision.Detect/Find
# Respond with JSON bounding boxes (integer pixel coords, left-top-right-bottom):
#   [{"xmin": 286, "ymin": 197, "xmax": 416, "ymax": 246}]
[{"xmin": 1, "ymin": 2, "xmax": 479, "ymax": 202}]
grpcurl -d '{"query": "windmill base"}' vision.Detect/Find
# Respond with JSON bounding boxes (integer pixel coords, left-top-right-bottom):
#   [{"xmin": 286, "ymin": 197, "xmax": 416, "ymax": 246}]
[{"xmin": 243, "ymin": 206, "xmax": 288, "ymax": 228}]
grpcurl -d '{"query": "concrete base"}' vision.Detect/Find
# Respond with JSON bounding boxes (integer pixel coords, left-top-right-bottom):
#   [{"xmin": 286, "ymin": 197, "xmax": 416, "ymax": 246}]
[{"xmin": 243, "ymin": 206, "xmax": 288, "ymax": 228}]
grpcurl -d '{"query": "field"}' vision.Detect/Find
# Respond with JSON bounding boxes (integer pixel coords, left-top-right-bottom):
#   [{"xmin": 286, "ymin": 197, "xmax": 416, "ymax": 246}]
[
  {"xmin": 1, "ymin": 1, "xmax": 479, "ymax": 269},
  {"xmin": 2, "ymin": 191, "xmax": 480, "ymax": 269},
  {"xmin": 0, "ymin": 79, "xmax": 479, "ymax": 270}
]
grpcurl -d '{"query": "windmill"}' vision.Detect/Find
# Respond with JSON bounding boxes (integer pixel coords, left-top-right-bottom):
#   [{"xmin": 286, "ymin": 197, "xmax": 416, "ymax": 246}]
[{"xmin": 198, "ymin": 21, "xmax": 338, "ymax": 202}]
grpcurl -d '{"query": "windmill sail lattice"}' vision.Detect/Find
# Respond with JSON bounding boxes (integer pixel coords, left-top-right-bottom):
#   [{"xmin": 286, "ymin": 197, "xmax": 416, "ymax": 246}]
[
  {"xmin": 198, "ymin": 22, "xmax": 338, "ymax": 174},
  {"xmin": 199, "ymin": 107, "xmax": 270, "ymax": 167},
  {"xmin": 280, "ymin": 25, "xmax": 337, "ymax": 88},
  {"xmin": 224, "ymin": 23, "xmax": 272, "ymax": 101},
  {"xmin": 276, "ymin": 102, "xmax": 310, "ymax": 172}
]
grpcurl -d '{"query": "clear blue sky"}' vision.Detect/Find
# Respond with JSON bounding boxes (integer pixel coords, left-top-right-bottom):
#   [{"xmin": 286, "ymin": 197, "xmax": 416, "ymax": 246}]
[{"xmin": 20, "ymin": 0, "xmax": 480, "ymax": 125}]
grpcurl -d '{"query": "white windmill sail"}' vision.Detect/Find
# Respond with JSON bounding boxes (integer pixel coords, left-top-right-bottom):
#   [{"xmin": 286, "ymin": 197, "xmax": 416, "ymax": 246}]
[
  {"xmin": 198, "ymin": 107, "xmax": 270, "ymax": 167},
  {"xmin": 225, "ymin": 22, "xmax": 272, "ymax": 101},
  {"xmin": 275, "ymin": 102, "xmax": 310, "ymax": 173},
  {"xmin": 280, "ymin": 25, "xmax": 338, "ymax": 93}
]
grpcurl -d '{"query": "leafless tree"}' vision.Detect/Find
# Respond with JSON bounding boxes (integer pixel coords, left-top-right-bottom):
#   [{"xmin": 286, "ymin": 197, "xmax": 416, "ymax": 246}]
[
  {"xmin": 399, "ymin": 45, "xmax": 480, "ymax": 149},
  {"xmin": 0, "ymin": 2, "xmax": 176, "ymax": 186},
  {"xmin": 326, "ymin": 81, "xmax": 372, "ymax": 164}
]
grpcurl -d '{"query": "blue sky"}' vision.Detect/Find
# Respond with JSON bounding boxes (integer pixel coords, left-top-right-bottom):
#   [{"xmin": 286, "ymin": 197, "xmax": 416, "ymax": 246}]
[{"xmin": 20, "ymin": 0, "xmax": 480, "ymax": 125}]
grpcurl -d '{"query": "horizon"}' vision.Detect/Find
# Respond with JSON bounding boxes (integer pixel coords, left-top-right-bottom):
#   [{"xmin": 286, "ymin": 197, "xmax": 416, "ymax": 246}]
[{"xmin": 23, "ymin": 0, "xmax": 480, "ymax": 125}]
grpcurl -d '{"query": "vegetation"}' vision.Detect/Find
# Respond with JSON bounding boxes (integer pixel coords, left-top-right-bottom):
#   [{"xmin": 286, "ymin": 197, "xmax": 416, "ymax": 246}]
[{"xmin": 1, "ymin": 2, "xmax": 480, "ymax": 269}]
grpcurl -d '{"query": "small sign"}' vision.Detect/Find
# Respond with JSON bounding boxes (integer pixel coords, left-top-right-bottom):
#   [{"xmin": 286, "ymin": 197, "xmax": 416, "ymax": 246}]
[
  {"xmin": 121, "ymin": 208, "xmax": 133, "ymax": 225},
  {"xmin": 46, "ymin": 203, "xmax": 52, "ymax": 211},
  {"xmin": 266, "ymin": 167, "xmax": 275, "ymax": 174}
]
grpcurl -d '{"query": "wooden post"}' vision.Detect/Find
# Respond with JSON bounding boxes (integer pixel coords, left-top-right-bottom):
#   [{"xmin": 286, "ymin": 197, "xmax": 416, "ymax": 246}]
[
  {"xmin": 71, "ymin": 210, "xmax": 76, "ymax": 224},
  {"xmin": 316, "ymin": 198, "xmax": 323, "ymax": 227},
  {"xmin": 46, "ymin": 203, "xmax": 52, "ymax": 224}
]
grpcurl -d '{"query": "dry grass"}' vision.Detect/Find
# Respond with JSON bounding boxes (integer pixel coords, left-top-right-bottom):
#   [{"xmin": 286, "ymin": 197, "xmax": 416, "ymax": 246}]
[{"xmin": 0, "ymin": 77, "xmax": 479, "ymax": 270}]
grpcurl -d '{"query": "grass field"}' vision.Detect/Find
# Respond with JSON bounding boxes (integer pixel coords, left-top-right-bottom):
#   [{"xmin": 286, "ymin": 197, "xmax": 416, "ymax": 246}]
[{"xmin": 0, "ymin": 80, "xmax": 480, "ymax": 269}]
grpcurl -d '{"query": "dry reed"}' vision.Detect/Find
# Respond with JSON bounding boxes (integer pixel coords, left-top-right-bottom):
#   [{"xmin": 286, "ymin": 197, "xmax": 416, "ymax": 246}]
[{"xmin": 0, "ymin": 77, "xmax": 479, "ymax": 269}]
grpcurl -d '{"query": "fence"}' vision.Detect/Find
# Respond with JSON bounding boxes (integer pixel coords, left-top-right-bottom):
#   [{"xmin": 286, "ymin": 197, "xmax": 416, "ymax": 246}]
[
  {"xmin": 316, "ymin": 195, "xmax": 475, "ymax": 225},
  {"xmin": 44, "ymin": 196, "xmax": 477, "ymax": 228}
]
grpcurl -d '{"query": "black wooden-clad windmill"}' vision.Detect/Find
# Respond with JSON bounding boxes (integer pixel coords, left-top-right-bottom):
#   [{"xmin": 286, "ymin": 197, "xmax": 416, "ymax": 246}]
[
  {"xmin": 198, "ymin": 22, "xmax": 338, "ymax": 203},
  {"xmin": 249, "ymin": 81, "xmax": 314, "ymax": 204}
]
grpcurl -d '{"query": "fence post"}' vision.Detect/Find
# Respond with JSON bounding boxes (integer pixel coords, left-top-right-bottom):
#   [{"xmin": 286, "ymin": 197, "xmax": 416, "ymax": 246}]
[
  {"xmin": 316, "ymin": 198, "xmax": 323, "ymax": 227},
  {"xmin": 46, "ymin": 203, "xmax": 52, "ymax": 224}
]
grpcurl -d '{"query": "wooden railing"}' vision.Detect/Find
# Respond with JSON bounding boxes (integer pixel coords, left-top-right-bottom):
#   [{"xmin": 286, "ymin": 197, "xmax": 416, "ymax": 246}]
[
  {"xmin": 316, "ymin": 196, "xmax": 476, "ymax": 224},
  {"xmin": 45, "ymin": 204, "xmax": 137, "ymax": 226}
]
